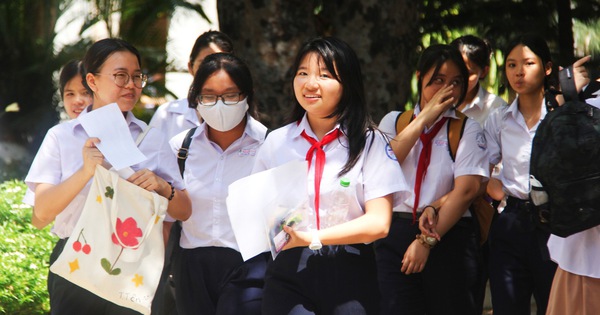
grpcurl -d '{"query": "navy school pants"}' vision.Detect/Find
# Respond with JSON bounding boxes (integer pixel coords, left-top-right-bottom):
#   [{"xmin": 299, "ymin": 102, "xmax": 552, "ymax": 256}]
[
  {"xmin": 375, "ymin": 214, "xmax": 482, "ymax": 315},
  {"xmin": 261, "ymin": 244, "xmax": 380, "ymax": 315},
  {"xmin": 172, "ymin": 247, "xmax": 270, "ymax": 315},
  {"xmin": 488, "ymin": 197, "xmax": 556, "ymax": 315},
  {"xmin": 48, "ymin": 238, "xmax": 141, "ymax": 315}
]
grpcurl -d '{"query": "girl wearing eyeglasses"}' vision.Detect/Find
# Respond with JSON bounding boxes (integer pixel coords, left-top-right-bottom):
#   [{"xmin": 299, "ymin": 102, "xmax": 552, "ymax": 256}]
[
  {"xmin": 167, "ymin": 52, "xmax": 270, "ymax": 315},
  {"xmin": 24, "ymin": 38, "xmax": 192, "ymax": 315}
]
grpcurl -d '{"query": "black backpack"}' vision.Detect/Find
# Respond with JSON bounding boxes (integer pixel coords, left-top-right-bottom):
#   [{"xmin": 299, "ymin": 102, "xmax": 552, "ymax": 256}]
[{"xmin": 529, "ymin": 66, "xmax": 600, "ymax": 237}]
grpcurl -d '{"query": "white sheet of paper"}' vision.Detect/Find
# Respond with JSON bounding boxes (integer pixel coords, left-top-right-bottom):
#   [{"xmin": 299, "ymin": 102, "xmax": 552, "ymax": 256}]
[
  {"xmin": 227, "ymin": 160, "xmax": 308, "ymax": 261},
  {"xmin": 78, "ymin": 103, "xmax": 147, "ymax": 170}
]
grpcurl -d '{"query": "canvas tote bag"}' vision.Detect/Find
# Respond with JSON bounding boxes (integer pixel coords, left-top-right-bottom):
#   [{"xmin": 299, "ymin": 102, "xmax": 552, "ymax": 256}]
[{"xmin": 50, "ymin": 165, "xmax": 168, "ymax": 315}]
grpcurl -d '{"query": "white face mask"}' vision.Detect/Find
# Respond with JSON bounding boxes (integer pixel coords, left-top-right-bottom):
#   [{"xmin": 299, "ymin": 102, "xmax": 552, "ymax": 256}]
[{"xmin": 197, "ymin": 98, "xmax": 249, "ymax": 132}]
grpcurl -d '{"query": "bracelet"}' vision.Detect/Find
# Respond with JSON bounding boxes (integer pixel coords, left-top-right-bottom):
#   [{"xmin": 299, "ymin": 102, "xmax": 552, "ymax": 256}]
[
  {"xmin": 167, "ymin": 182, "xmax": 175, "ymax": 201},
  {"xmin": 423, "ymin": 205, "xmax": 439, "ymax": 216},
  {"xmin": 416, "ymin": 234, "xmax": 438, "ymax": 249}
]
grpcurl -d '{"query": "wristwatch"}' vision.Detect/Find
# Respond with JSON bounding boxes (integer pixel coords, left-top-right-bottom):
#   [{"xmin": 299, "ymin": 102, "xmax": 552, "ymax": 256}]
[
  {"xmin": 424, "ymin": 235, "xmax": 438, "ymax": 247},
  {"xmin": 416, "ymin": 234, "xmax": 438, "ymax": 248},
  {"xmin": 309, "ymin": 229, "xmax": 322, "ymax": 250}
]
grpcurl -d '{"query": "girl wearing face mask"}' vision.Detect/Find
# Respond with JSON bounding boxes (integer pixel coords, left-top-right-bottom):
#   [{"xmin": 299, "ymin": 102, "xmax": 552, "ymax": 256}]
[
  {"xmin": 376, "ymin": 44, "xmax": 489, "ymax": 315},
  {"xmin": 24, "ymin": 38, "xmax": 192, "ymax": 315},
  {"xmin": 168, "ymin": 52, "xmax": 270, "ymax": 315}
]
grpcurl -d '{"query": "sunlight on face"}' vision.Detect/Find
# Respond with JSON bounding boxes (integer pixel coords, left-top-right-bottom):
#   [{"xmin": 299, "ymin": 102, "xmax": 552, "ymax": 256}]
[
  {"xmin": 505, "ymin": 44, "xmax": 550, "ymax": 95},
  {"xmin": 89, "ymin": 51, "xmax": 143, "ymax": 112},
  {"xmin": 293, "ymin": 52, "xmax": 343, "ymax": 120}
]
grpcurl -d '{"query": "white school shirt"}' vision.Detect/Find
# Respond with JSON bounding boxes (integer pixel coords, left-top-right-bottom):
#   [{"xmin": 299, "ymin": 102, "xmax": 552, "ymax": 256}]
[
  {"xmin": 169, "ymin": 115, "xmax": 267, "ymax": 250},
  {"xmin": 484, "ymin": 97, "xmax": 547, "ymax": 200},
  {"xmin": 461, "ymin": 86, "xmax": 507, "ymax": 127},
  {"xmin": 149, "ymin": 98, "xmax": 201, "ymax": 141},
  {"xmin": 378, "ymin": 107, "xmax": 489, "ymax": 215},
  {"xmin": 547, "ymin": 97, "xmax": 600, "ymax": 278},
  {"xmin": 252, "ymin": 114, "xmax": 410, "ymax": 224},
  {"xmin": 25, "ymin": 108, "xmax": 184, "ymax": 239}
]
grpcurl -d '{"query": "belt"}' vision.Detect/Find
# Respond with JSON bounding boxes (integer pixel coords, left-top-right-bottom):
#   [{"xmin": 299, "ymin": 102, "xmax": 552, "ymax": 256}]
[
  {"xmin": 392, "ymin": 211, "xmax": 473, "ymax": 228},
  {"xmin": 505, "ymin": 196, "xmax": 533, "ymax": 213}
]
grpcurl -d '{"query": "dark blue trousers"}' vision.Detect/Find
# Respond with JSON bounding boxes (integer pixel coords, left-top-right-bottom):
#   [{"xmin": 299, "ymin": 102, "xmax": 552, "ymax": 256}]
[
  {"xmin": 261, "ymin": 244, "xmax": 380, "ymax": 315},
  {"xmin": 488, "ymin": 197, "xmax": 557, "ymax": 315},
  {"xmin": 48, "ymin": 238, "xmax": 141, "ymax": 315},
  {"xmin": 375, "ymin": 215, "xmax": 481, "ymax": 315},
  {"xmin": 172, "ymin": 247, "xmax": 270, "ymax": 315}
]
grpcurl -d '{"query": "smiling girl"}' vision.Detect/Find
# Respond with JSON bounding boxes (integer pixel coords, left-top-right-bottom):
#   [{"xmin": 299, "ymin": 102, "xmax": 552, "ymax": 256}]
[
  {"xmin": 25, "ymin": 38, "xmax": 191, "ymax": 315},
  {"xmin": 253, "ymin": 36, "xmax": 409, "ymax": 315}
]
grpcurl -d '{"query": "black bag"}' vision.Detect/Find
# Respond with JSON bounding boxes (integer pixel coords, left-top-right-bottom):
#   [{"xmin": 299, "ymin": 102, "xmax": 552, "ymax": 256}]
[{"xmin": 529, "ymin": 66, "xmax": 600, "ymax": 237}]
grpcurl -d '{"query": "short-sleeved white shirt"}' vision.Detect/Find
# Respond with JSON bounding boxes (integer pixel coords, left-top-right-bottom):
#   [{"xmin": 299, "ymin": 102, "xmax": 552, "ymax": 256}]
[
  {"xmin": 253, "ymin": 114, "xmax": 410, "ymax": 223},
  {"xmin": 149, "ymin": 98, "xmax": 201, "ymax": 141},
  {"xmin": 25, "ymin": 108, "xmax": 184, "ymax": 239},
  {"xmin": 379, "ymin": 107, "xmax": 489, "ymax": 215},
  {"xmin": 461, "ymin": 86, "xmax": 507, "ymax": 127},
  {"xmin": 169, "ymin": 115, "xmax": 267, "ymax": 250},
  {"xmin": 484, "ymin": 97, "xmax": 547, "ymax": 200}
]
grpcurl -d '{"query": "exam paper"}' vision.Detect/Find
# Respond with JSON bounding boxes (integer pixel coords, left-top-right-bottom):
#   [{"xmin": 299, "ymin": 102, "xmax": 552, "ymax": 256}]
[
  {"xmin": 78, "ymin": 103, "xmax": 147, "ymax": 170},
  {"xmin": 227, "ymin": 160, "xmax": 309, "ymax": 261}
]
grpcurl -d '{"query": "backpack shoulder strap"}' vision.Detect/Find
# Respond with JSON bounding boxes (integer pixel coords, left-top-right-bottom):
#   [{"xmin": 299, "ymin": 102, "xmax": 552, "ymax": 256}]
[
  {"xmin": 395, "ymin": 109, "xmax": 415, "ymax": 134},
  {"xmin": 447, "ymin": 111, "xmax": 468, "ymax": 162},
  {"xmin": 177, "ymin": 127, "xmax": 197, "ymax": 177}
]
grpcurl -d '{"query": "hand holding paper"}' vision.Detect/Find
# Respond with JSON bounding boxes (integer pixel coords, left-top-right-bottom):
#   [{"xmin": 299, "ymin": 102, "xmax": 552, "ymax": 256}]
[
  {"xmin": 227, "ymin": 160, "xmax": 311, "ymax": 261},
  {"xmin": 78, "ymin": 103, "xmax": 147, "ymax": 171}
]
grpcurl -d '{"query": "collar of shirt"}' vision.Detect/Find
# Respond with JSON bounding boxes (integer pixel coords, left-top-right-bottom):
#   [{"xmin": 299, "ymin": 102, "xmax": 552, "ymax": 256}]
[
  {"xmin": 502, "ymin": 96, "xmax": 548, "ymax": 123},
  {"xmin": 464, "ymin": 86, "xmax": 487, "ymax": 111},
  {"xmin": 168, "ymin": 98, "xmax": 201, "ymax": 125},
  {"xmin": 166, "ymin": 98, "xmax": 189, "ymax": 114},
  {"xmin": 291, "ymin": 113, "xmax": 343, "ymax": 140}
]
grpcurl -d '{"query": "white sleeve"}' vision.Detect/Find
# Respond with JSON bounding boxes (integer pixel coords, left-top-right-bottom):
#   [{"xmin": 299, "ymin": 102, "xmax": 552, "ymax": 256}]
[{"xmin": 378, "ymin": 111, "xmax": 401, "ymax": 137}]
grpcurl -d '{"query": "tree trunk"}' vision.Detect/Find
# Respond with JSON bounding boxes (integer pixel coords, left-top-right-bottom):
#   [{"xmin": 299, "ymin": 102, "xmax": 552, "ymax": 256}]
[
  {"xmin": 556, "ymin": 0, "xmax": 575, "ymax": 65},
  {"xmin": 218, "ymin": 0, "xmax": 316, "ymax": 128},
  {"xmin": 218, "ymin": 0, "xmax": 419, "ymax": 127},
  {"xmin": 321, "ymin": 0, "xmax": 420, "ymax": 122}
]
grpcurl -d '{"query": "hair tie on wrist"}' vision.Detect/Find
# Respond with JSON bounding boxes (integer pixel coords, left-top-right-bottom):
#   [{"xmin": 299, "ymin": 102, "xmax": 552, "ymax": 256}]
[
  {"xmin": 423, "ymin": 205, "xmax": 439, "ymax": 216},
  {"xmin": 167, "ymin": 182, "xmax": 175, "ymax": 201}
]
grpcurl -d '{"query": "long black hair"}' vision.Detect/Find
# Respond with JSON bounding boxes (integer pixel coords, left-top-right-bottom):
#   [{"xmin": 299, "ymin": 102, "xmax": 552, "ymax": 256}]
[
  {"xmin": 189, "ymin": 30, "xmax": 234, "ymax": 67},
  {"xmin": 289, "ymin": 36, "xmax": 374, "ymax": 176}
]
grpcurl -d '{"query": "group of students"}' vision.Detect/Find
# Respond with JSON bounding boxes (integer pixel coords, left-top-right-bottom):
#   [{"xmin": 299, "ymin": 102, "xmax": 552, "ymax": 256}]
[{"xmin": 23, "ymin": 29, "xmax": 597, "ymax": 315}]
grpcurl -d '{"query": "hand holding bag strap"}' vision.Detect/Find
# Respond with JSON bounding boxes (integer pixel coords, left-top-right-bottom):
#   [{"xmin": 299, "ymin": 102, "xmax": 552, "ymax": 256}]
[{"xmin": 101, "ymin": 165, "xmax": 166, "ymax": 250}]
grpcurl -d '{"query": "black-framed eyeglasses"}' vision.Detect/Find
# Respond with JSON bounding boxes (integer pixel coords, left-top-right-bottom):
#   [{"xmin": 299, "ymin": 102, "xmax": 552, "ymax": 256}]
[
  {"xmin": 95, "ymin": 72, "xmax": 148, "ymax": 89},
  {"xmin": 197, "ymin": 92, "xmax": 243, "ymax": 106}
]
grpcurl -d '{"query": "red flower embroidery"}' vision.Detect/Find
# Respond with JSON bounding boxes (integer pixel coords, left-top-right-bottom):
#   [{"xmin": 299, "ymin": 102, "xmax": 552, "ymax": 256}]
[
  {"xmin": 102, "ymin": 217, "xmax": 143, "ymax": 275},
  {"xmin": 112, "ymin": 217, "xmax": 143, "ymax": 247}
]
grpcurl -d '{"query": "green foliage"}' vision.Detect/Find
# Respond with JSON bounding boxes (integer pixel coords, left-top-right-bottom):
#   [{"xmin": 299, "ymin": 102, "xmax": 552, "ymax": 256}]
[{"xmin": 0, "ymin": 180, "xmax": 55, "ymax": 314}]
